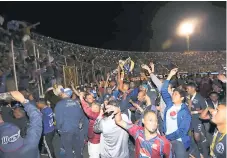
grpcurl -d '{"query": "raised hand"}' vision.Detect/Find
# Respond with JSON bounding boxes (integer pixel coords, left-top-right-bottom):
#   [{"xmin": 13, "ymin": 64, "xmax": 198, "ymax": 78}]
[
  {"xmin": 149, "ymin": 62, "xmax": 154, "ymax": 69},
  {"xmin": 70, "ymin": 81, "xmax": 74, "ymax": 88},
  {"xmin": 10, "ymin": 91, "xmax": 26, "ymax": 104},
  {"xmin": 79, "ymin": 92, "xmax": 85, "ymax": 99},
  {"xmin": 169, "ymin": 68, "xmax": 178, "ymax": 77},
  {"xmin": 105, "ymin": 105, "xmax": 120, "ymax": 115},
  {"xmin": 217, "ymin": 74, "xmax": 226, "ymax": 83}
]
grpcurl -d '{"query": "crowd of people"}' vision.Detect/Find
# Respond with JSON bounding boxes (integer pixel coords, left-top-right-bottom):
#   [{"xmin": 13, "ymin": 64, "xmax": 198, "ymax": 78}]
[{"xmin": 0, "ymin": 16, "xmax": 226, "ymax": 158}]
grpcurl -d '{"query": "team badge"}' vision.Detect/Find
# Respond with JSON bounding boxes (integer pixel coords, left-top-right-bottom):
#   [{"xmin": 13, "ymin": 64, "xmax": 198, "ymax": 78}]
[{"xmin": 216, "ymin": 142, "xmax": 224, "ymax": 154}]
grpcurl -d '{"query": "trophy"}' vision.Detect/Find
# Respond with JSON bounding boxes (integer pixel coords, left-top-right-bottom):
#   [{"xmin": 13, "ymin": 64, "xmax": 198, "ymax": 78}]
[{"xmin": 119, "ymin": 57, "xmax": 134, "ymax": 75}]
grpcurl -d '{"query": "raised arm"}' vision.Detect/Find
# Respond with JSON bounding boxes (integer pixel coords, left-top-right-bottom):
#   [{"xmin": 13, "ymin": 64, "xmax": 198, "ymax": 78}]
[
  {"xmin": 141, "ymin": 63, "xmax": 162, "ymax": 91},
  {"xmin": 10, "ymin": 91, "xmax": 42, "ymax": 147},
  {"xmin": 161, "ymin": 68, "xmax": 178, "ymax": 108},
  {"xmin": 79, "ymin": 95, "xmax": 99, "ymax": 120},
  {"xmin": 71, "ymin": 82, "xmax": 80, "ymax": 97},
  {"xmin": 105, "ymin": 105, "xmax": 132, "ymax": 130},
  {"xmin": 118, "ymin": 71, "xmax": 125, "ymax": 92},
  {"xmin": 104, "ymin": 73, "xmax": 110, "ymax": 94}
]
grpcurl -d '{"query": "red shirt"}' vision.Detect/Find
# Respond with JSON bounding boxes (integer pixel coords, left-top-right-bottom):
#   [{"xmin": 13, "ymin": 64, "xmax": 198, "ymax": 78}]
[
  {"xmin": 81, "ymin": 99, "xmax": 100, "ymax": 144},
  {"xmin": 127, "ymin": 124, "xmax": 172, "ymax": 158}
]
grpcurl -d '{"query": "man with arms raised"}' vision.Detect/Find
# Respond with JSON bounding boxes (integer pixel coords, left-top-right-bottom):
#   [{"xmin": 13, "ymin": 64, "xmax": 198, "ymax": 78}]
[{"xmin": 105, "ymin": 105, "xmax": 172, "ymax": 158}]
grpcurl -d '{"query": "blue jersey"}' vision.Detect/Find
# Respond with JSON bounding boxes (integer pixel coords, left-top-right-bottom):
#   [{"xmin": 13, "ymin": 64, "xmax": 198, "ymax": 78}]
[{"xmin": 41, "ymin": 106, "xmax": 55, "ymax": 134}]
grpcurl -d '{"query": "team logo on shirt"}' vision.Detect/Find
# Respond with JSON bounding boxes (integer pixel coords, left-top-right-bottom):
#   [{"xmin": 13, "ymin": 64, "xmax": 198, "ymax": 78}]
[
  {"xmin": 152, "ymin": 144, "xmax": 158, "ymax": 150},
  {"xmin": 216, "ymin": 142, "xmax": 224, "ymax": 154},
  {"xmin": 192, "ymin": 99, "xmax": 198, "ymax": 104},
  {"xmin": 170, "ymin": 110, "xmax": 177, "ymax": 119}
]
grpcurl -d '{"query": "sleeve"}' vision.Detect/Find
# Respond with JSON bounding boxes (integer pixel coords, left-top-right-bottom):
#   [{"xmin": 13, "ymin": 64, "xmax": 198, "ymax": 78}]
[
  {"xmin": 163, "ymin": 137, "xmax": 172, "ymax": 158},
  {"xmin": 113, "ymin": 90, "xmax": 120, "ymax": 99},
  {"xmin": 23, "ymin": 102, "xmax": 42, "ymax": 146},
  {"xmin": 81, "ymin": 99, "xmax": 99, "ymax": 120},
  {"xmin": 127, "ymin": 124, "xmax": 141, "ymax": 138},
  {"xmin": 150, "ymin": 74, "xmax": 163, "ymax": 91},
  {"xmin": 93, "ymin": 116, "xmax": 103, "ymax": 133},
  {"xmin": 161, "ymin": 80, "xmax": 173, "ymax": 108},
  {"xmin": 199, "ymin": 96, "xmax": 207, "ymax": 109},
  {"xmin": 54, "ymin": 102, "xmax": 63, "ymax": 130},
  {"xmin": 165, "ymin": 109, "xmax": 191, "ymax": 141}
]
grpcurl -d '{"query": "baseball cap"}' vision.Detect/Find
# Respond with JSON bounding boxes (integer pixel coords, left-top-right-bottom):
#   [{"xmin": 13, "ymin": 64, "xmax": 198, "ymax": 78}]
[
  {"xmin": 0, "ymin": 123, "xmax": 23, "ymax": 152},
  {"xmin": 60, "ymin": 88, "xmax": 73, "ymax": 97}
]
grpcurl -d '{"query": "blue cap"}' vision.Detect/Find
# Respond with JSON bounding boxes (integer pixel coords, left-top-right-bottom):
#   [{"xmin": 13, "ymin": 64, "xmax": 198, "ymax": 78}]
[
  {"xmin": 0, "ymin": 123, "xmax": 23, "ymax": 152},
  {"xmin": 90, "ymin": 90, "xmax": 97, "ymax": 98},
  {"xmin": 142, "ymin": 84, "xmax": 148, "ymax": 89},
  {"xmin": 60, "ymin": 88, "xmax": 73, "ymax": 97}
]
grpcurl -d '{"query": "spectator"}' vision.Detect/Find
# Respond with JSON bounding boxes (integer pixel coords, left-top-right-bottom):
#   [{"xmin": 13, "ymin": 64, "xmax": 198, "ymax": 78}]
[
  {"xmin": 37, "ymin": 98, "xmax": 56, "ymax": 158},
  {"xmin": 186, "ymin": 82, "xmax": 208, "ymax": 157},
  {"xmin": 161, "ymin": 68, "xmax": 191, "ymax": 158},
  {"xmin": 12, "ymin": 106, "xmax": 29, "ymax": 138},
  {"xmin": 0, "ymin": 91, "xmax": 42, "ymax": 158},
  {"xmin": 79, "ymin": 93, "xmax": 100, "ymax": 158},
  {"xmin": 105, "ymin": 105, "xmax": 172, "ymax": 158},
  {"xmin": 55, "ymin": 88, "xmax": 83, "ymax": 158},
  {"xmin": 199, "ymin": 103, "xmax": 226, "ymax": 158},
  {"xmin": 94, "ymin": 100, "xmax": 130, "ymax": 158}
]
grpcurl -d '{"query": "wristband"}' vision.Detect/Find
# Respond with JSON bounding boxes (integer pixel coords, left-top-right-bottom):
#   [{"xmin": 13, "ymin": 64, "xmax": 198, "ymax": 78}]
[
  {"xmin": 192, "ymin": 111, "xmax": 199, "ymax": 114},
  {"xmin": 22, "ymin": 99, "xmax": 29, "ymax": 105}
]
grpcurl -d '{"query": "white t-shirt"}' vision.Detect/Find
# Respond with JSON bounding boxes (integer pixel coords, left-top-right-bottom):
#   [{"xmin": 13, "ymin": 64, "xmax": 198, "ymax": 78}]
[
  {"xmin": 100, "ymin": 114, "xmax": 130, "ymax": 158},
  {"xmin": 166, "ymin": 105, "xmax": 182, "ymax": 141}
]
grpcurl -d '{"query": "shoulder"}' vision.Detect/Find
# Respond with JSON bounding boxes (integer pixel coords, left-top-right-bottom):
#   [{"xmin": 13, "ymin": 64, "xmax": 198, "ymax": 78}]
[
  {"xmin": 158, "ymin": 135, "xmax": 171, "ymax": 144},
  {"xmin": 196, "ymin": 93, "xmax": 205, "ymax": 100},
  {"xmin": 121, "ymin": 113, "xmax": 131, "ymax": 123},
  {"xmin": 180, "ymin": 104, "xmax": 191, "ymax": 115},
  {"xmin": 42, "ymin": 107, "xmax": 52, "ymax": 114}
]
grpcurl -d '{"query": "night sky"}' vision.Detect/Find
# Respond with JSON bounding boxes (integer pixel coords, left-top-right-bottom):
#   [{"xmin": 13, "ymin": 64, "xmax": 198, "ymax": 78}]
[{"xmin": 0, "ymin": 1, "xmax": 226, "ymax": 52}]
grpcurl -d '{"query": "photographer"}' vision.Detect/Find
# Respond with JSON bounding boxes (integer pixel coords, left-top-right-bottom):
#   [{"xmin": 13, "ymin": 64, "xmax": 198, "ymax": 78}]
[{"xmin": 0, "ymin": 91, "xmax": 42, "ymax": 158}]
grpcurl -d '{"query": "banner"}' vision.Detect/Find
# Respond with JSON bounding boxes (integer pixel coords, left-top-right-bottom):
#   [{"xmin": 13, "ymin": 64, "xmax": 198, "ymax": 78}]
[{"xmin": 63, "ymin": 66, "xmax": 78, "ymax": 88}]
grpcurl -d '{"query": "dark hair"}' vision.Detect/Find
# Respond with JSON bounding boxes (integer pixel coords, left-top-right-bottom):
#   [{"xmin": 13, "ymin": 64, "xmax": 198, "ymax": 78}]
[
  {"xmin": 173, "ymin": 88, "xmax": 186, "ymax": 102},
  {"xmin": 209, "ymin": 91, "xmax": 219, "ymax": 97},
  {"xmin": 85, "ymin": 92, "xmax": 93, "ymax": 99},
  {"xmin": 108, "ymin": 100, "xmax": 119, "ymax": 108},
  {"xmin": 144, "ymin": 109, "xmax": 157, "ymax": 118},
  {"xmin": 14, "ymin": 107, "xmax": 26, "ymax": 117},
  {"xmin": 103, "ymin": 100, "xmax": 119, "ymax": 117},
  {"xmin": 186, "ymin": 82, "xmax": 197, "ymax": 88}
]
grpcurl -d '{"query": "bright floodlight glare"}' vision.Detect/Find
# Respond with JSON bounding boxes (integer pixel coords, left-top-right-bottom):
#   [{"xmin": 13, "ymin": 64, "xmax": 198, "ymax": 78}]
[{"xmin": 179, "ymin": 23, "xmax": 193, "ymax": 35}]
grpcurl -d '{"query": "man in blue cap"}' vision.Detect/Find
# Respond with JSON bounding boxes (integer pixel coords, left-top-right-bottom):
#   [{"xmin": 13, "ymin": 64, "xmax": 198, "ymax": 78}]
[
  {"xmin": 0, "ymin": 91, "xmax": 42, "ymax": 158},
  {"xmin": 55, "ymin": 88, "xmax": 84, "ymax": 158}
]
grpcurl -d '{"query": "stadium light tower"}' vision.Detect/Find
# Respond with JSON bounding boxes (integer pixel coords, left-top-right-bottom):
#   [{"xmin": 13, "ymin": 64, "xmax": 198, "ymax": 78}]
[{"xmin": 178, "ymin": 22, "xmax": 194, "ymax": 52}]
